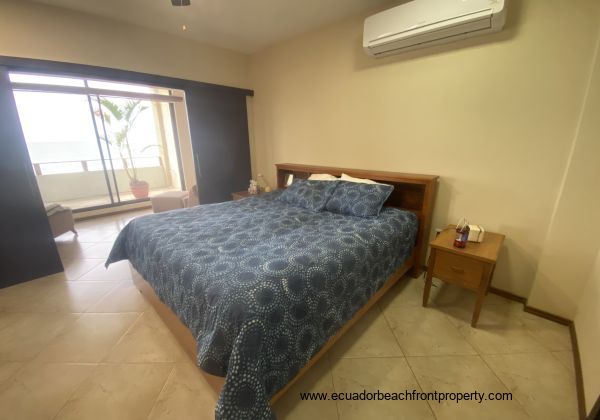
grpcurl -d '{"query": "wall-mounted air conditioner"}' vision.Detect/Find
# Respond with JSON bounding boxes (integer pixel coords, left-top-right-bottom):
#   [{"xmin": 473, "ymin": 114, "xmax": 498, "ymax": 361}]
[{"xmin": 363, "ymin": 0, "xmax": 507, "ymax": 57}]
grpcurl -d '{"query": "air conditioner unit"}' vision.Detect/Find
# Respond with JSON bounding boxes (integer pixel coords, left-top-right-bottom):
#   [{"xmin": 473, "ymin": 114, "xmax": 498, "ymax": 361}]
[{"xmin": 363, "ymin": 0, "xmax": 507, "ymax": 57}]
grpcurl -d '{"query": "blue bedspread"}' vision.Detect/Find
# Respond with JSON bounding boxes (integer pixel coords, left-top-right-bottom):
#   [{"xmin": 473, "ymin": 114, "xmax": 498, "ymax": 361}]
[{"xmin": 106, "ymin": 191, "xmax": 418, "ymax": 419}]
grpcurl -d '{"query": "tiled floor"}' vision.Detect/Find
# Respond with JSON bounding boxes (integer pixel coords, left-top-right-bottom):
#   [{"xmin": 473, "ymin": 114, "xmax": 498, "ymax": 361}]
[{"xmin": 0, "ymin": 210, "xmax": 578, "ymax": 419}]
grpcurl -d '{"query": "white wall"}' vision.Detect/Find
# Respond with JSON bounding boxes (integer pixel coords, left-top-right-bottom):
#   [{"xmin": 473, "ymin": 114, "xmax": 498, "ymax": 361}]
[
  {"xmin": 528, "ymin": 23, "xmax": 600, "ymax": 319},
  {"xmin": 250, "ymin": 0, "xmax": 600, "ymax": 297}
]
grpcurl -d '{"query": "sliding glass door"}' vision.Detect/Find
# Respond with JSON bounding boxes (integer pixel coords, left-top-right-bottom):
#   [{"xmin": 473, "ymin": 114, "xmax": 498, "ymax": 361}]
[
  {"xmin": 10, "ymin": 73, "xmax": 185, "ymax": 211},
  {"xmin": 13, "ymin": 88, "xmax": 114, "ymax": 208}
]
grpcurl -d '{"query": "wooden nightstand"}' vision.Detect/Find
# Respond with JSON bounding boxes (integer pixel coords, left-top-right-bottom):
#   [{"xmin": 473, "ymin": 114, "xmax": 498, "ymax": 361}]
[
  {"xmin": 422, "ymin": 226, "xmax": 505, "ymax": 327},
  {"xmin": 231, "ymin": 191, "xmax": 262, "ymax": 201}
]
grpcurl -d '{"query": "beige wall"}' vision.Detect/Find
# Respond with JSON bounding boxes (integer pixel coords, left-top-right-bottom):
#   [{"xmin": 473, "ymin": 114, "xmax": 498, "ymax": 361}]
[
  {"xmin": 528, "ymin": 29, "xmax": 600, "ymax": 318},
  {"xmin": 0, "ymin": 0, "xmax": 250, "ymax": 89},
  {"xmin": 250, "ymin": 0, "xmax": 600, "ymax": 297},
  {"xmin": 575, "ymin": 250, "xmax": 600, "ymax": 414}
]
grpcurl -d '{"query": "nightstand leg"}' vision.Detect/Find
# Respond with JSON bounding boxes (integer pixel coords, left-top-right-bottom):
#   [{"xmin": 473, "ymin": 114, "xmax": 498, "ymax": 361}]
[
  {"xmin": 422, "ymin": 250, "xmax": 436, "ymax": 307},
  {"xmin": 472, "ymin": 266, "xmax": 492, "ymax": 327}
]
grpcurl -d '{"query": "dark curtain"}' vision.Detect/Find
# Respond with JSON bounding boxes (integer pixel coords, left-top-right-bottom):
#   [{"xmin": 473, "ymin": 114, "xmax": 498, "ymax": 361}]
[
  {"xmin": 0, "ymin": 66, "xmax": 63, "ymax": 287},
  {"xmin": 185, "ymin": 88, "xmax": 251, "ymax": 204}
]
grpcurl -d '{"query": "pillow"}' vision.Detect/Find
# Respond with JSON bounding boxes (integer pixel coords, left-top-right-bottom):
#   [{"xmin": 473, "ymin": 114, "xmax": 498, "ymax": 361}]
[
  {"xmin": 341, "ymin": 173, "xmax": 379, "ymax": 184},
  {"xmin": 308, "ymin": 173, "xmax": 338, "ymax": 181},
  {"xmin": 277, "ymin": 179, "xmax": 339, "ymax": 212},
  {"xmin": 325, "ymin": 181, "xmax": 393, "ymax": 218}
]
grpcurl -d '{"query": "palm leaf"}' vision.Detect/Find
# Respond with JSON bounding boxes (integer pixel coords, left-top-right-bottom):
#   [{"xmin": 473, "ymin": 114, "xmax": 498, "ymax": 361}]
[
  {"xmin": 100, "ymin": 99, "xmax": 123, "ymax": 121},
  {"xmin": 123, "ymin": 100, "xmax": 141, "ymax": 122}
]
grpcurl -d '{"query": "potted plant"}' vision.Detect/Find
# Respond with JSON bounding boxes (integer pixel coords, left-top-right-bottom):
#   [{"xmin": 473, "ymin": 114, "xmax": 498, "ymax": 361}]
[{"xmin": 99, "ymin": 99, "xmax": 150, "ymax": 198}]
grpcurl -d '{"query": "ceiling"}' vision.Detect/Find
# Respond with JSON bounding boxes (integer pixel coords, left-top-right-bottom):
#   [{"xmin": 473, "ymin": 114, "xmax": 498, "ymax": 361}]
[{"xmin": 27, "ymin": 0, "xmax": 391, "ymax": 54}]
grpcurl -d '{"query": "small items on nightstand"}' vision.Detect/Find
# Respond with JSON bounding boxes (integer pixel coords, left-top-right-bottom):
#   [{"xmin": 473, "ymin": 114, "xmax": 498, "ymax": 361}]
[
  {"xmin": 453, "ymin": 217, "xmax": 470, "ymax": 248},
  {"xmin": 257, "ymin": 174, "xmax": 272, "ymax": 192},
  {"xmin": 248, "ymin": 179, "xmax": 259, "ymax": 195},
  {"xmin": 468, "ymin": 225, "xmax": 485, "ymax": 242},
  {"xmin": 423, "ymin": 225, "xmax": 505, "ymax": 327}
]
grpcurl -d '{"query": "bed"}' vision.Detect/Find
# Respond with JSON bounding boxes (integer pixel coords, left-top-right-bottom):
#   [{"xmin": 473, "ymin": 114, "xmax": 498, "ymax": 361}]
[{"xmin": 106, "ymin": 163, "xmax": 438, "ymax": 419}]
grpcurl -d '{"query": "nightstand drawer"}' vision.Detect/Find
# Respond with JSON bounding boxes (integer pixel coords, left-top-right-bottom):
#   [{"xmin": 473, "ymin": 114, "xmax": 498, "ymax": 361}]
[{"xmin": 433, "ymin": 251, "xmax": 484, "ymax": 290}]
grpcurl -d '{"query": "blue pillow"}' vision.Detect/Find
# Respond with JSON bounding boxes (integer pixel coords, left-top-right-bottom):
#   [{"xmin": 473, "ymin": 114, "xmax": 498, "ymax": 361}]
[
  {"xmin": 325, "ymin": 181, "xmax": 393, "ymax": 218},
  {"xmin": 277, "ymin": 179, "xmax": 339, "ymax": 212}
]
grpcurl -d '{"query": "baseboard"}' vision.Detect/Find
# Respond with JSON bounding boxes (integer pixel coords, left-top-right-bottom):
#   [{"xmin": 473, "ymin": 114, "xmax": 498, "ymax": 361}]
[
  {"xmin": 488, "ymin": 288, "xmax": 585, "ymax": 418},
  {"xmin": 488, "ymin": 287, "xmax": 527, "ymax": 304},
  {"xmin": 523, "ymin": 305, "xmax": 572, "ymax": 326},
  {"xmin": 74, "ymin": 202, "xmax": 151, "ymax": 221},
  {"xmin": 488, "ymin": 287, "xmax": 573, "ymax": 325},
  {"xmin": 569, "ymin": 324, "xmax": 588, "ymax": 420},
  {"xmin": 588, "ymin": 392, "xmax": 600, "ymax": 420}
]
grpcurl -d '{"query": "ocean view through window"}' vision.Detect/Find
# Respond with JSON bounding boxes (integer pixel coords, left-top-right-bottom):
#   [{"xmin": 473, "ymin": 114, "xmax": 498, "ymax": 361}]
[{"xmin": 10, "ymin": 73, "xmax": 187, "ymax": 211}]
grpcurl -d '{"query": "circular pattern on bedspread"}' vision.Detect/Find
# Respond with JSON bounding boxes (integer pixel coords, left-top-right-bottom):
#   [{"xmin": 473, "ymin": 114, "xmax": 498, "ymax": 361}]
[{"xmin": 105, "ymin": 190, "xmax": 419, "ymax": 420}]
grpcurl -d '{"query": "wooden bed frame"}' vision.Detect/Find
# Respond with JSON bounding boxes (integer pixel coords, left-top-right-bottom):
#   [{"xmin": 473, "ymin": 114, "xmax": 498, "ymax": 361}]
[{"xmin": 132, "ymin": 163, "xmax": 438, "ymax": 405}]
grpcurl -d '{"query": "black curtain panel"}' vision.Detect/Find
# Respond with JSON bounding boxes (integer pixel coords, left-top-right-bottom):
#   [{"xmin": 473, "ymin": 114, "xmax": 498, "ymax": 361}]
[
  {"xmin": 186, "ymin": 88, "xmax": 251, "ymax": 204},
  {"xmin": 0, "ymin": 66, "xmax": 63, "ymax": 288}
]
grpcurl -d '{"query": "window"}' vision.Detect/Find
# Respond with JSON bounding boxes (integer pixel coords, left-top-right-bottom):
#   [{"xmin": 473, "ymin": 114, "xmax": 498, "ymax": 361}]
[{"xmin": 11, "ymin": 73, "xmax": 187, "ymax": 210}]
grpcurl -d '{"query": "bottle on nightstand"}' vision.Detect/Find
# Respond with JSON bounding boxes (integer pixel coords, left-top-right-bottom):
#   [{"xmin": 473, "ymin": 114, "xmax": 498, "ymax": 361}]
[{"xmin": 453, "ymin": 218, "xmax": 470, "ymax": 248}]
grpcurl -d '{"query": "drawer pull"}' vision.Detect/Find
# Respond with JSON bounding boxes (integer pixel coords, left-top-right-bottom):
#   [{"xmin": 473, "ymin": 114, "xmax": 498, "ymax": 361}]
[{"xmin": 450, "ymin": 266, "xmax": 465, "ymax": 274}]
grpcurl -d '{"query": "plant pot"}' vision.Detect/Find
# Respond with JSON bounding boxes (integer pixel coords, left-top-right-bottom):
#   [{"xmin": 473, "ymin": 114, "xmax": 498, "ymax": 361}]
[{"xmin": 130, "ymin": 180, "xmax": 149, "ymax": 199}]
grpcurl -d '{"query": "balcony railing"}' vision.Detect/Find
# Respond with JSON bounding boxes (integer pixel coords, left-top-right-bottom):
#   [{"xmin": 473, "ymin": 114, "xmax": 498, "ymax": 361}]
[{"xmin": 32, "ymin": 157, "xmax": 163, "ymax": 176}]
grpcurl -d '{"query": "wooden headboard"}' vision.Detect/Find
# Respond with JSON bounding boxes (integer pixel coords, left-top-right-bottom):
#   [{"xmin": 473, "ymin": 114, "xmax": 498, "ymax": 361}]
[{"xmin": 275, "ymin": 163, "xmax": 439, "ymax": 275}]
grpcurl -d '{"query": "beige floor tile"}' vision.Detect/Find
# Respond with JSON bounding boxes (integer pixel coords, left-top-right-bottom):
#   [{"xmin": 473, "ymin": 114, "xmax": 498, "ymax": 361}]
[
  {"xmin": 74, "ymin": 218, "xmax": 121, "ymax": 231},
  {"xmin": 32, "ymin": 281, "xmax": 116, "ymax": 313},
  {"xmin": 62, "ymin": 258, "xmax": 105, "ymax": 280},
  {"xmin": 453, "ymin": 322, "xmax": 547, "ymax": 355},
  {"xmin": 0, "ymin": 275, "xmax": 114, "ymax": 313},
  {"xmin": 439, "ymin": 302, "xmax": 547, "ymax": 355},
  {"xmin": 331, "ymin": 357, "xmax": 435, "ymax": 420},
  {"xmin": 328, "ymin": 305, "xmax": 404, "ymax": 359},
  {"xmin": 0, "ymin": 274, "xmax": 58, "ymax": 312},
  {"xmin": 56, "ymin": 241, "xmax": 96, "ymax": 261},
  {"xmin": 484, "ymin": 352, "xmax": 578, "ymax": 419},
  {"xmin": 0, "ymin": 361, "xmax": 23, "ymax": 384},
  {"xmin": 101, "ymin": 230, "xmax": 122, "ymax": 242},
  {"xmin": 273, "ymin": 357, "xmax": 338, "ymax": 420},
  {"xmin": 72, "ymin": 227, "xmax": 120, "ymax": 243},
  {"xmin": 552, "ymin": 350, "xmax": 576, "ymax": 374},
  {"xmin": 78, "ymin": 259, "xmax": 133, "ymax": 283},
  {"xmin": 56, "ymin": 363, "xmax": 173, "ymax": 420},
  {"xmin": 0, "ymin": 362, "xmax": 95, "ymax": 420},
  {"xmin": 148, "ymin": 360, "xmax": 218, "ymax": 420},
  {"xmin": 87, "ymin": 280, "xmax": 149, "ymax": 312},
  {"xmin": 106, "ymin": 310, "xmax": 186, "ymax": 363},
  {"xmin": 440, "ymin": 298, "xmax": 525, "ymax": 329},
  {"xmin": 0, "ymin": 312, "xmax": 79, "ymax": 361},
  {"xmin": 518, "ymin": 312, "xmax": 572, "ymax": 351},
  {"xmin": 408, "ymin": 355, "xmax": 530, "ymax": 420},
  {"xmin": 35, "ymin": 313, "xmax": 140, "ymax": 363},
  {"xmin": 383, "ymin": 305, "xmax": 477, "ymax": 356},
  {"xmin": 80, "ymin": 242, "xmax": 116, "ymax": 259},
  {"xmin": 428, "ymin": 281, "xmax": 516, "ymax": 308},
  {"xmin": 378, "ymin": 276, "xmax": 426, "ymax": 309}
]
